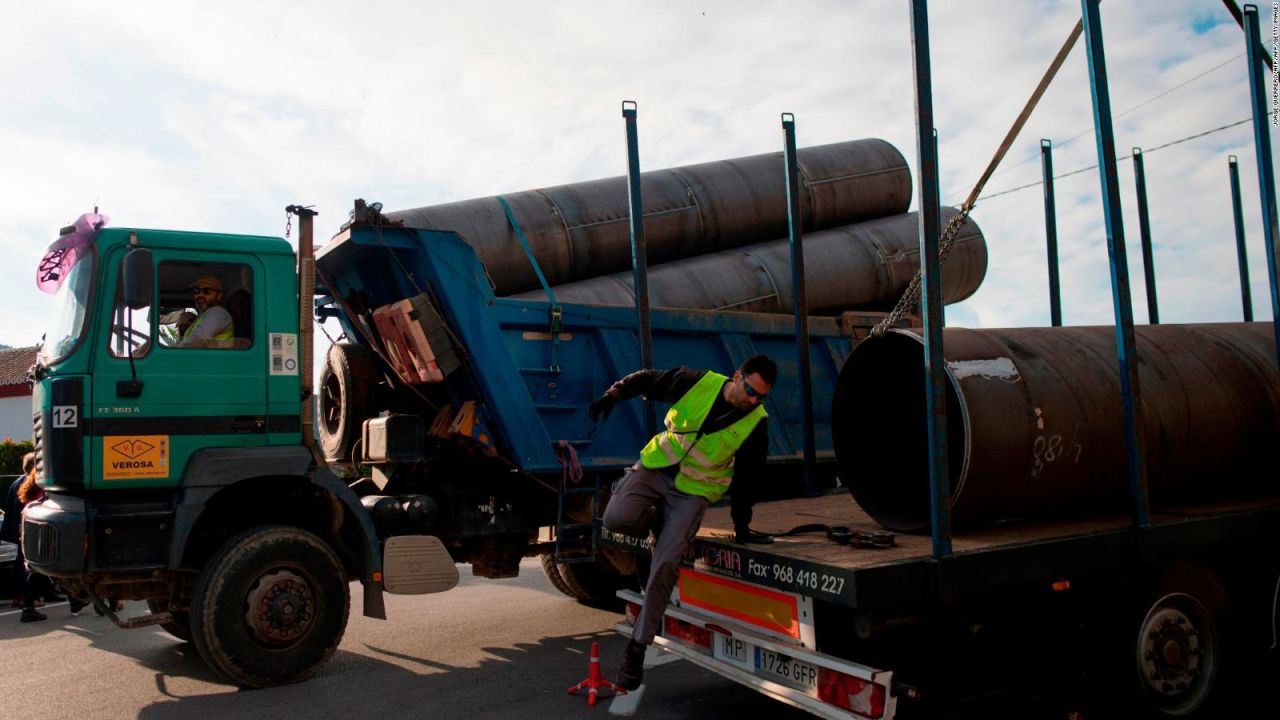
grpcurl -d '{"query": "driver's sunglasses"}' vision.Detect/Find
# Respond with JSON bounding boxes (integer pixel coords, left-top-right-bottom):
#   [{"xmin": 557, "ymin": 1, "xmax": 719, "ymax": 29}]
[
  {"xmin": 741, "ymin": 377, "xmax": 768, "ymax": 400},
  {"xmin": 192, "ymin": 287, "xmax": 218, "ymax": 296}
]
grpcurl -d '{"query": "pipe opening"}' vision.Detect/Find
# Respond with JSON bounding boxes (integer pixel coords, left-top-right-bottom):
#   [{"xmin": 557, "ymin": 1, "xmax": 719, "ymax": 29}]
[{"xmin": 833, "ymin": 331, "xmax": 967, "ymax": 533}]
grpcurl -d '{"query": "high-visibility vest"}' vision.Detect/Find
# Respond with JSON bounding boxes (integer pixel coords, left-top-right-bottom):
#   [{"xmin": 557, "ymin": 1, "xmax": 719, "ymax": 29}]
[
  {"xmin": 182, "ymin": 310, "xmax": 235, "ymax": 344},
  {"xmin": 639, "ymin": 371, "xmax": 766, "ymax": 503}
]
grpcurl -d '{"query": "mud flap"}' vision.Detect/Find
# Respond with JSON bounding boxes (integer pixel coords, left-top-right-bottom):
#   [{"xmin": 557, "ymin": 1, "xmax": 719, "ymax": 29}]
[{"xmin": 383, "ymin": 535, "xmax": 460, "ymax": 595}]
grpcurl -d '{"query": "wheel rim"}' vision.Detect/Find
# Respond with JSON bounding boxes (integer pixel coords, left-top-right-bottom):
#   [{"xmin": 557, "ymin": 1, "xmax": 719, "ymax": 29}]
[
  {"xmin": 321, "ymin": 372, "xmax": 342, "ymax": 433},
  {"xmin": 244, "ymin": 566, "xmax": 318, "ymax": 647},
  {"xmin": 1136, "ymin": 592, "xmax": 1216, "ymax": 714}
]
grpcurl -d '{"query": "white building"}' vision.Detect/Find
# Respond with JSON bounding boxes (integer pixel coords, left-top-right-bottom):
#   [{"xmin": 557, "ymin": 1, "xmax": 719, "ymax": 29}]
[{"xmin": 0, "ymin": 346, "xmax": 37, "ymax": 443}]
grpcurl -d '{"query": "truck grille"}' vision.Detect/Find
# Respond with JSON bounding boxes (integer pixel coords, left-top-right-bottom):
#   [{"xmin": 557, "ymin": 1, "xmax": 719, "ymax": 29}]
[
  {"xmin": 31, "ymin": 411, "xmax": 43, "ymax": 480},
  {"xmin": 23, "ymin": 520, "xmax": 58, "ymax": 565}
]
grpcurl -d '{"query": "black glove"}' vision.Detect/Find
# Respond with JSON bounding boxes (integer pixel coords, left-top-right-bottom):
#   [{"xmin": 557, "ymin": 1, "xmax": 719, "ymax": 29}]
[
  {"xmin": 735, "ymin": 528, "xmax": 775, "ymax": 545},
  {"xmin": 588, "ymin": 391, "xmax": 618, "ymax": 422}
]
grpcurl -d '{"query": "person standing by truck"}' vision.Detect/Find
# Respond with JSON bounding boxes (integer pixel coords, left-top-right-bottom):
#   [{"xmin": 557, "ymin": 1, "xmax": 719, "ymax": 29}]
[{"xmin": 591, "ymin": 355, "xmax": 778, "ymax": 690}]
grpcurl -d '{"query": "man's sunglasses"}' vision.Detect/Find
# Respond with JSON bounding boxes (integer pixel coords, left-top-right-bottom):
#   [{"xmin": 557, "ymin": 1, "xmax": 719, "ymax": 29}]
[
  {"xmin": 741, "ymin": 377, "xmax": 768, "ymax": 400},
  {"xmin": 192, "ymin": 287, "xmax": 218, "ymax": 296}
]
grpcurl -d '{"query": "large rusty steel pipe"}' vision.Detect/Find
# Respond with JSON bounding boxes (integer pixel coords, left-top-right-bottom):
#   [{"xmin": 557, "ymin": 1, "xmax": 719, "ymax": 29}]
[
  {"xmin": 388, "ymin": 139, "xmax": 911, "ymax": 296},
  {"xmin": 511, "ymin": 208, "xmax": 986, "ymax": 314},
  {"xmin": 833, "ymin": 323, "xmax": 1280, "ymax": 532}
]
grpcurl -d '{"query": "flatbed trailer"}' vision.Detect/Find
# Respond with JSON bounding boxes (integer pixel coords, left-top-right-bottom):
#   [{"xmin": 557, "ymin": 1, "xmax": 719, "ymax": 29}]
[
  {"xmin": 609, "ymin": 492, "xmax": 1280, "ymax": 718},
  {"xmin": 598, "ymin": 4, "xmax": 1280, "ymax": 717}
]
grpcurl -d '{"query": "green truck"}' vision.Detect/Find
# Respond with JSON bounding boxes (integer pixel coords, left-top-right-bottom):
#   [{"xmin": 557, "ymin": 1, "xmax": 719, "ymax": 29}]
[{"xmin": 24, "ymin": 209, "xmax": 463, "ymax": 688}]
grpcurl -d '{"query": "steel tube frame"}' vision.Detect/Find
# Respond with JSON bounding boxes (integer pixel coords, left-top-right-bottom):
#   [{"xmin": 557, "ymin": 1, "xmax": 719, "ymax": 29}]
[
  {"xmin": 1041, "ymin": 139, "xmax": 1063, "ymax": 326},
  {"xmin": 1081, "ymin": 0, "xmax": 1150, "ymax": 527},
  {"xmin": 1229, "ymin": 155, "xmax": 1255, "ymax": 321},
  {"xmin": 1243, "ymin": 5, "xmax": 1280, "ymax": 367},
  {"xmin": 1131, "ymin": 148, "xmax": 1159, "ymax": 324},
  {"xmin": 782, "ymin": 113, "xmax": 817, "ymax": 497},
  {"xmin": 909, "ymin": 0, "xmax": 953, "ymax": 558},
  {"xmin": 622, "ymin": 101, "xmax": 656, "ymax": 434}
]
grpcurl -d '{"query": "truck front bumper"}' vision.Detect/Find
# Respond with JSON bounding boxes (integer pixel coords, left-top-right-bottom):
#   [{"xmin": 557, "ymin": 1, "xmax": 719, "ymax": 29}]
[{"xmin": 22, "ymin": 493, "xmax": 86, "ymax": 577}]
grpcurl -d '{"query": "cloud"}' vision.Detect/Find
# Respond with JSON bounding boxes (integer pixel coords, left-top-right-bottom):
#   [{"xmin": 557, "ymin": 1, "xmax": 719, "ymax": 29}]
[{"xmin": 0, "ymin": 0, "xmax": 1275, "ymax": 352}]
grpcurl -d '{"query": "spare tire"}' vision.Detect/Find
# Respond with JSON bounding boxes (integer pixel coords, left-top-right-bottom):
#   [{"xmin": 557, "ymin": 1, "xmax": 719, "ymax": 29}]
[{"xmin": 319, "ymin": 343, "xmax": 378, "ymax": 463}]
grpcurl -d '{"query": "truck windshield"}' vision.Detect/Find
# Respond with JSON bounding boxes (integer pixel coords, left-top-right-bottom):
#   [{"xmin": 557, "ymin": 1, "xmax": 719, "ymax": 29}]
[{"xmin": 39, "ymin": 249, "xmax": 95, "ymax": 365}]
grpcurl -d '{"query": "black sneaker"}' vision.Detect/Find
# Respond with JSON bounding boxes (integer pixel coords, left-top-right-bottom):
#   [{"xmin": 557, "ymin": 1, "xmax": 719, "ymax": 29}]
[
  {"xmin": 20, "ymin": 607, "xmax": 48, "ymax": 623},
  {"xmin": 68, "ymin": 597, "xmax": 88, "ymax": 615},
  {"xmin": 616, "ymin": 640, "xmax": 646, "ymax": 691},
  {"xmin": 735, "ymin": 528, "xmax": 775, "ymax": 545}
]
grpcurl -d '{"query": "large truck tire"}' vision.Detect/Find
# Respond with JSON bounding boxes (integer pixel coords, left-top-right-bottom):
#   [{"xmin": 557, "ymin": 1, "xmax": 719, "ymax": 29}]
[
  {"xmin": 555, "ymin": 559, "xmax": 633, "ymax": 608},
  {"xmin": 190, "ymin": 526, "xmax": 351, "ymax": 688},
  {"xmin": 1109, "ymin": 565, "xmax": 1233, "ymax": 718},
  {"xmin": 539, "ymin": 554, "xmax": 578, "ymax": 599},
  {"xmin": 319, "ymin": 343, "xmax": 377, "ymax": 463},
  {"xmin": 147, "ymin": 598, "xmax": 192, "ymax": 642}
]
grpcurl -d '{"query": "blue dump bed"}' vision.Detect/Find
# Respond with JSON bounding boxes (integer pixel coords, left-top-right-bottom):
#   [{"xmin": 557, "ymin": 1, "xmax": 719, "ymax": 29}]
[{"xmin": 316, "ymin": 224, "xmax": 863, "ymax": 480}]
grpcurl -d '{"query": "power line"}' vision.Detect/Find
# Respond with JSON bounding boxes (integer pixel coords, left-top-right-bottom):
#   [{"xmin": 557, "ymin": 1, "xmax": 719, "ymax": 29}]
[
  {"xmin": 975, "ymin": 114, "xmax": 1259, "ymax": 203},
  {"xmin": 951, "ymin": 52, "xmax": 1245, "ymax": 200}
]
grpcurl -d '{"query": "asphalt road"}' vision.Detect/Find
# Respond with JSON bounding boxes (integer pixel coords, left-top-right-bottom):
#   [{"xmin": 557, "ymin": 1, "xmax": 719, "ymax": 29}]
[{"xmin": 0, "ymin": 559, "xmax": 815, "ymax": 720}]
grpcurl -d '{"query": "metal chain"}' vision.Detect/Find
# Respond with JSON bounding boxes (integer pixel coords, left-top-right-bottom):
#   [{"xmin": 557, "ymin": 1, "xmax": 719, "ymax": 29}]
[
  {"xmin": 871, "ymin": 4, "xmax": 1092, "ymax": 339},
  {"xmin": 871, "ymin": 207, "xmax": 972, "ymax": 337},
  {"xmin": 284, "ymin": 211, "xmax": 292, "ymax": 239}
]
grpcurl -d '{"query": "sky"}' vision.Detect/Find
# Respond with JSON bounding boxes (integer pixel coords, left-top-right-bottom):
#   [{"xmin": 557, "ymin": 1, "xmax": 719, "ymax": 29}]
[{"xmin": 1, "ymin": 0, "xmax": 1276, "ymax": 354}]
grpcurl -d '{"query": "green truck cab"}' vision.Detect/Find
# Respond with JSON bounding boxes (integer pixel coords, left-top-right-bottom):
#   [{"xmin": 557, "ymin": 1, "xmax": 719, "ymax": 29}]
[{"xmin": 23, "ymin": 212, "xmax": 454, "ymax": 688}]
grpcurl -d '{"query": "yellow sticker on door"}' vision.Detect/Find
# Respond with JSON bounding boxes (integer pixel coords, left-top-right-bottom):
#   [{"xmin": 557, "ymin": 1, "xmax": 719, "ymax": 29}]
[{"xmin": 103, "ymin": 436, "xmax": 170, "ymax": 480}]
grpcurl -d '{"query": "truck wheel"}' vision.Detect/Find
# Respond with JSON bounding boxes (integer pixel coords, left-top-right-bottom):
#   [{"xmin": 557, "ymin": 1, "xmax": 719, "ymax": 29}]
[
  {"xmin": 1113, "ymin": 566, "xmax": 1232, "ymax": 718},
  {"xmin": 540, "ymin": 554, "xmax": 578, "ymax": 599},
  {"xmin": 556, "ymin": 559, "xmax": 632, "ymax": 608},
  {"xmin": 319, "ymin": 343, "xmax": 377, "ymax": 463},
  {"xmin": 147, "ymin": 599, "xmax": 192, "ymax": 642},
  {"xmin": 190, "ymin": 526, "xmax": 350, "ymax": 688}
]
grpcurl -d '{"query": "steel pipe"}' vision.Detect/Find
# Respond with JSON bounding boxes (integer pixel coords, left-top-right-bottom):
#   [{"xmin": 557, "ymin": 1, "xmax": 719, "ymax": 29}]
[
  {"xmin": 512, "ymin": 208, "xmax": 986, "ymax": 314},
  {"xmin": 388, "ymin": 139, "xmax": 912, "ymax": 296},
  {"xmin": 833, "ymin": 322, "xmax": 1280, "ymax": 532}
]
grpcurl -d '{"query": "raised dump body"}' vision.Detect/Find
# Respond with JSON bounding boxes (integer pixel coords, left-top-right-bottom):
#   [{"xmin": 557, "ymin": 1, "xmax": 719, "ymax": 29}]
[{"xmin": 315, "ymin": 218, "xmax": 875, "ymax": 479}]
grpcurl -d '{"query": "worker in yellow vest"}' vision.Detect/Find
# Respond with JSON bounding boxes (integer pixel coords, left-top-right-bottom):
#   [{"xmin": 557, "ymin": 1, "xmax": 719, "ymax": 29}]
[
  {"xmin": 593, "ymin": 355, "xmax": 777, "ymax": 691},
  {"xmin": 179, "ymin": 275, "xmax": 235, "ymax": 348}
]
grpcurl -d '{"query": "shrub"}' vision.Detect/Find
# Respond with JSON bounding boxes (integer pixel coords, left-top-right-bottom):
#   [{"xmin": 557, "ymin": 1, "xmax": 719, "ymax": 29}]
[{"xmin": 0, "ymin": 438, "xmax": 35, "ymax": 476}]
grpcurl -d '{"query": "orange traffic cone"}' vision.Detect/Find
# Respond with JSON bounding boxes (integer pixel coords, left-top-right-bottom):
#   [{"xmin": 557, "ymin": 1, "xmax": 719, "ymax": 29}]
[{"xmin": 568, "ymin": 641, "xmax": 626, "ymax": 706}]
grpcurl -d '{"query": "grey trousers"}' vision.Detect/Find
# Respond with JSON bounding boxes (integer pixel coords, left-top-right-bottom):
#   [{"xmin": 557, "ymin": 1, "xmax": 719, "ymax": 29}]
[{"xmin": 602, "ymin": 463, "xmax": 709, "ymax": 645}]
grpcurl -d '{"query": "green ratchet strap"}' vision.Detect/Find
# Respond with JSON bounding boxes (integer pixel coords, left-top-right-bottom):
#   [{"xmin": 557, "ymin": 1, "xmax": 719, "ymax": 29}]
[{"xmin": 498, "ymin": 195, "xmax": 563, "ymax": 372}]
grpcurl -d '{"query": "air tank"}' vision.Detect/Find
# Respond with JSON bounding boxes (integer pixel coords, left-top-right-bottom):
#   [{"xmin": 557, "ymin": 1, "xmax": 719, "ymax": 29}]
[
  {"xmin": 832, "ymin": 322, "xmax": 1280, "ymax": 532},
  {"xmin": 511, "ymin": 208, "xmax": 987, "ymax": 314},
  {"xmin": 388, "ymin": 139, "xmax": 911, "ymax": 296}
]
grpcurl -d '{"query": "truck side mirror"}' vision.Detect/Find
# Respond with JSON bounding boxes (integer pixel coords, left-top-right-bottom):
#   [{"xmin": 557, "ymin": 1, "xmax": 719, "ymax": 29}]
[{"xmin": 122, "ymin": 248, "xmax": 154, "ymax": 310}]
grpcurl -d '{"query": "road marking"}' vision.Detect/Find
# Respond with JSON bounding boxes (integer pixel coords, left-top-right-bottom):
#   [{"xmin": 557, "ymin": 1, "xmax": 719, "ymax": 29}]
[
  {"xmin": 0, "ymin": 601, "xmax": 70, "ymax": 617},
  {"xmin": 643, "ymin": 644, "xmax": 680, "ymax": 669},
  {"xmin": 608, "ymin": 684, "xmax": 645, "ymax": 716}
]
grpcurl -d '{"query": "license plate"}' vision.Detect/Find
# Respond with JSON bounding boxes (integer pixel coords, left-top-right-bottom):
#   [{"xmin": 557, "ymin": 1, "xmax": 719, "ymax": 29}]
[
  {"xmin": 713, "ymin": 632, "xmax": 752, "ymax": 670},
  {"xmin": 755, "ymin": 647, "xmax": 818, "ymax": 693}
]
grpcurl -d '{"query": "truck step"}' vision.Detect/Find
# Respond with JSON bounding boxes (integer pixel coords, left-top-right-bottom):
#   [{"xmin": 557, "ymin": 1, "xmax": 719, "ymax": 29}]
[
  {"xmin": 533, "ymin": 403, "xmax": 581, "ymax": 412},
  {"xmin": 558, "ymin": 522, "xmax": 595, "ymax": 532}
]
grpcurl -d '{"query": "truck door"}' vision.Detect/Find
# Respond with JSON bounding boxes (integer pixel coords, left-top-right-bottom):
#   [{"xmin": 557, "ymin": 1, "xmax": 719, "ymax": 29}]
[{"xmin": 90, "ymin": 249, "xmax": 268, "ymax": 490}]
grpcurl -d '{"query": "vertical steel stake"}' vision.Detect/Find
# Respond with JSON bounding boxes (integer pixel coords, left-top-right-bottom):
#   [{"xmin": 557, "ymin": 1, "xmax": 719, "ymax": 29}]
[
  {"xmin": 1041, "ymin": 139, "xmax": 1063, "ymax": 327},
  {"xmin": 1080, "ymin": 0, "xmax": 1150, "ymax": 527},
  {"xmin": 1243, "ymin": 5, "xmax": 1280, "ymax": 367},
  {"xmin": 1132, "ymin": 148, "xmax": 1159, "ymax": 324},
  {"xmin": 909, "ymin": 0, "xmax": 953, "ymax": 559},
  {"xmin": 934, "ymin": 128, "xmax": 945, "ymax": 328},
  {"xmin": 622, "ymin": 101, "xmax": 656, "ymax": 434},
  {"xmin": 1229, "ymin": 155, "xmax": 1255, "ymax": 321},
  {"xmin": 781, "ymin": 113, "xmax": 817, "ymax": 497}
]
